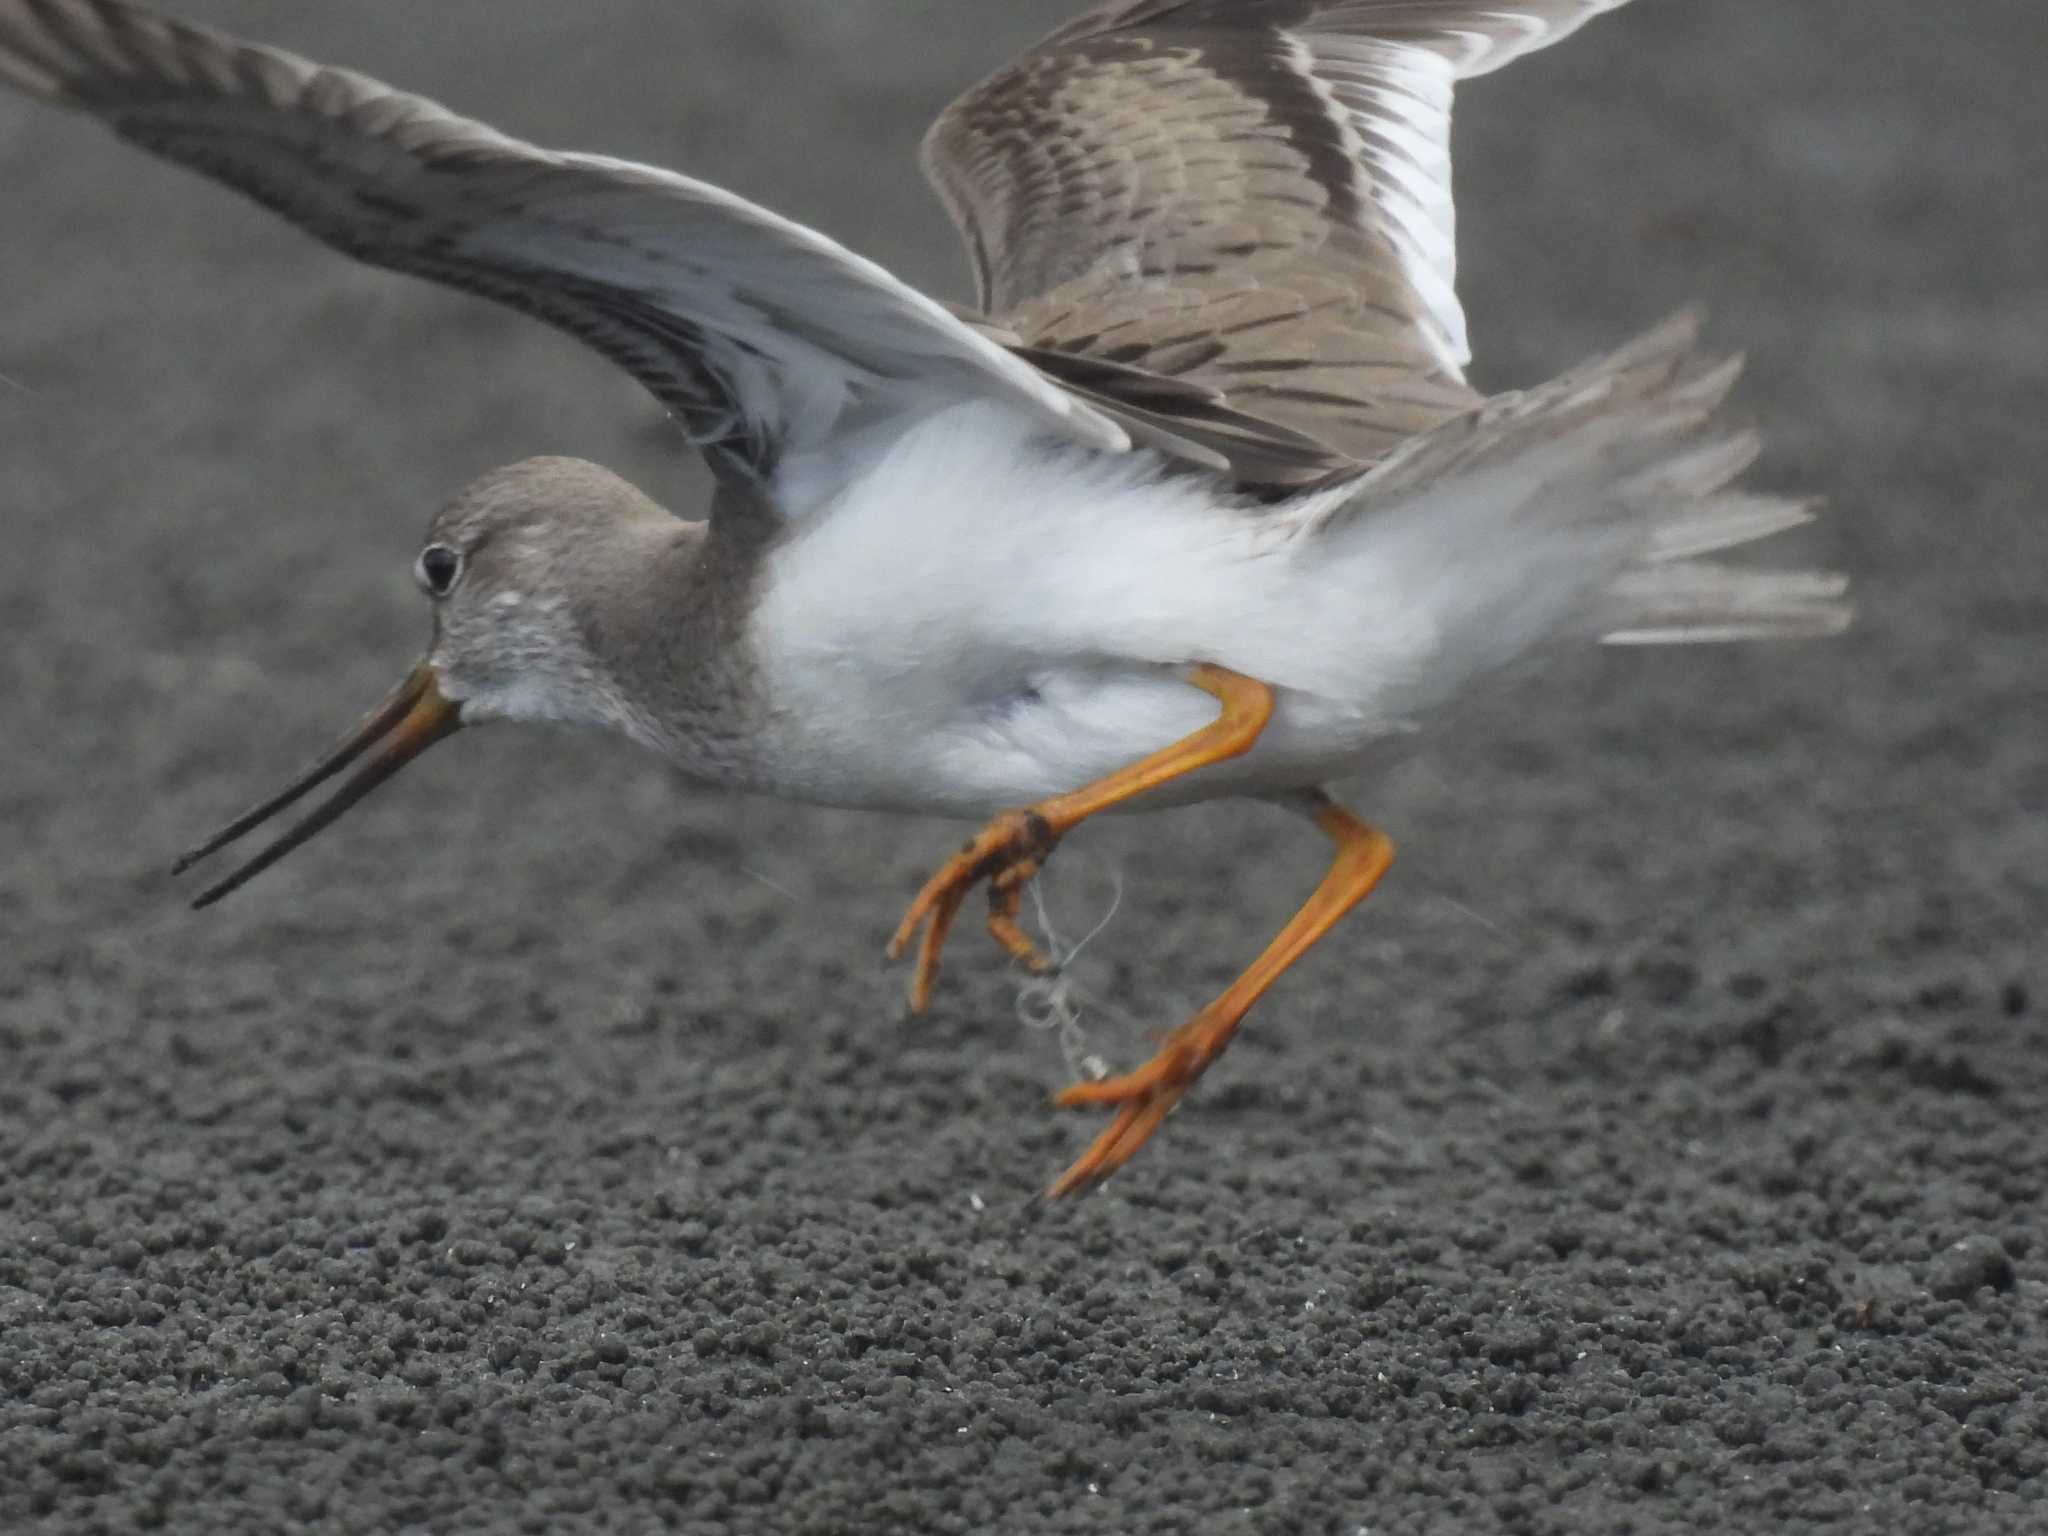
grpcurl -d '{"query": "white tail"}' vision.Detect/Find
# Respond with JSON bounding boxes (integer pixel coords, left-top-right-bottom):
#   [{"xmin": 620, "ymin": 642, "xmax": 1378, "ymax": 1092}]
[{"xmin": 1311, "ymin": 313, "xmax": 1850, "ymax": 701}]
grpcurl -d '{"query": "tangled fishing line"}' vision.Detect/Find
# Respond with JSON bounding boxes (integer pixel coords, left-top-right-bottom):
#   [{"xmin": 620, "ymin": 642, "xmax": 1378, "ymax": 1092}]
[{"xmin": 1009, "ymin": 857, "xmax": 1154, "ymax": 1086}]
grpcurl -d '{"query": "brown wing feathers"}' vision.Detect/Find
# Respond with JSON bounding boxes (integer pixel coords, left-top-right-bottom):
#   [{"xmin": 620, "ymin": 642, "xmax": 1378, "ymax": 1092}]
[{"xmin": 927, "ymin": 2, "xmax": 1635, "ymax": 477}]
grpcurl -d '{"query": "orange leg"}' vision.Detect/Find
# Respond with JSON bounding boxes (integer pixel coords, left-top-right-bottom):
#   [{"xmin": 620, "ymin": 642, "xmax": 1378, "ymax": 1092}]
[
  {"xmin": 1045, "ymin": 794, "xmax": 1395, "ymax": 1198},
  {"xmin": 886, "ymin": 664, "xmax": 1275, "ymax": 1011}
]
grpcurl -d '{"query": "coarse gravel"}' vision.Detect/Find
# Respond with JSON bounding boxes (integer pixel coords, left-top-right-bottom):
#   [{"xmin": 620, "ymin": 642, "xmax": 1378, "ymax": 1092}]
[{"xmin": 2, "ymin": 2, "xmax": 2044, "ymax": 1532}]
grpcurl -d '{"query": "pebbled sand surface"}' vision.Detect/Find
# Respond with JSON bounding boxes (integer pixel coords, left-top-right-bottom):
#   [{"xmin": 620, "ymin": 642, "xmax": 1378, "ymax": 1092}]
[{"xmin": 2, "ymin": 2, "xmax": 2044, "ymax": 1531}]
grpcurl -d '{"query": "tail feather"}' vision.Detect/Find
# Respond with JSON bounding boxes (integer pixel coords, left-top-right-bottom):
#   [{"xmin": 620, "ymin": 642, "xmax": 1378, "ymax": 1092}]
[
  {"xmin": 1643, "ymin": 489, "xmax": 1820, "ymax": 563},
  {"xmin": 1315, "ymin": 312, "xmax": 1851, "ymax": 677},
  {"xmin": 1604, "ymin": 563, "xmax": 1852, "ymax": 645},
  {"xmin": 1617, "ymin": 427, "xmax": 1759, "ymax": 506}
]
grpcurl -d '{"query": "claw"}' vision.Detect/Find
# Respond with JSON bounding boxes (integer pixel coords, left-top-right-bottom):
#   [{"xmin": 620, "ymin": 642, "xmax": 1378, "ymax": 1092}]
[
  {"xmin": 986, "ymin": 871, "xmax": 1056, "ymax": 974},
  {"xmin": 887, "ymin": 808, "xmax": 1059, "ymax": 1010},
  {"xmin": 906, "ymin": 881, "xmax": 969, "ymax": 1013},
  {"xmin": 1043, "ymin": 1027, "xmax": 1220, "ymax": 1196},
  {"xmin": 1046, "ymin": 1087, "xmax": 1185, "ymax": 1198}
]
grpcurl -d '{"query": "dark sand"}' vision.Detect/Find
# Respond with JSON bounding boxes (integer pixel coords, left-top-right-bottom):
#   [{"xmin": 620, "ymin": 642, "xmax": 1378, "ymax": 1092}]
[{"xmin": 3, "ymin": 2, "xmax": 2044, "ymax": 1531}]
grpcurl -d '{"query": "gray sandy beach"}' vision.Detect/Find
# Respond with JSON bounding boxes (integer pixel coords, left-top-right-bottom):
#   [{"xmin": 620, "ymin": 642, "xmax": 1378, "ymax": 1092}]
[{"xmin": 3, "ymin": 1, "xmax": 2044, "ymax": 1530}]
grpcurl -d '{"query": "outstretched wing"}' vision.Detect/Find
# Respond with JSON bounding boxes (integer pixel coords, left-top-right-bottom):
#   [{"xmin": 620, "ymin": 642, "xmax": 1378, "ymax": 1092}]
[
  {"xmin": 0, "ymin": 0, "xmax": 1127, "ymax": 518},
  {"xmin": 925, "ymin": 0, "xmax": 1635, "ymax": 464}
]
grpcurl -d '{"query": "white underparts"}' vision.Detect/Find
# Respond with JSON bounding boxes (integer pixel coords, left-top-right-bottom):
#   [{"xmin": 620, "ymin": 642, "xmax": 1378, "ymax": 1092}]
[{"xmin": 743, "ymin": 360, "xmax": 1841, "ymax": 818}]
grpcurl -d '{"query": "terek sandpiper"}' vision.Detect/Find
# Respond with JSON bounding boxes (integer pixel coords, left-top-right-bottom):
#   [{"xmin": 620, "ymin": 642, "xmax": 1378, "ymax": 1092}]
[{"xmin": 0, "ymin": 0, "xmax": 1848, "ymax": 1195}]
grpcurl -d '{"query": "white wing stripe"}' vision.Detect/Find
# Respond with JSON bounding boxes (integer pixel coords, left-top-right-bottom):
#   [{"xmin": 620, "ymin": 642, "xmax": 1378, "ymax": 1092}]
[
  {"xmin": 1299, "ymin": 31, "xmax": 1466, "ymax": 373},
  {"xmin": 1445, "ymin": 3, "xmax": 1636, "ymax": 79},
  {"xmin": 1289, "ymin": 4, "xmax": 1638, "ymax": 373}
]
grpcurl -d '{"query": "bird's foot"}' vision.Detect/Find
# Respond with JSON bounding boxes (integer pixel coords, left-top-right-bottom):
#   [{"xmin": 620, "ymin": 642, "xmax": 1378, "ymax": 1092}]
[
  {"xmin": 887, "ymin": 808, "xmax": 1062, "ymax": 1011},
  {"xmin": 1043, "ymin": 1005, "xmax": 1242, "ymax": 1198}
]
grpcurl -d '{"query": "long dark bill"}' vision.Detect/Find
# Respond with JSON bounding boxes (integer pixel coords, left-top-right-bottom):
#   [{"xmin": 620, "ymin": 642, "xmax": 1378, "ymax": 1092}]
[{"xmin": 173, "ymin": 663, "xmax": 461, "ymax": 909}]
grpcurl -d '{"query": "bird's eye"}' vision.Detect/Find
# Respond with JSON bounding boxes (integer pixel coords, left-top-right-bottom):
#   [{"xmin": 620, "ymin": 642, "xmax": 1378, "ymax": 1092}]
[{"xmin": 415, "ymin": 544, "xmax": 463, "ymax": 597}]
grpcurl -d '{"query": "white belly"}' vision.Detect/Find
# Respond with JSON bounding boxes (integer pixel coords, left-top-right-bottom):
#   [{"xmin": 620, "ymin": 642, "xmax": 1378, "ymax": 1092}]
[
  {"xmin": 769, "ymin": 661, "xmax": 1389, "ymax": 817},
  {"xmin": 744, "ymin": 405, "xmax": 1421, "ymax": 816}
]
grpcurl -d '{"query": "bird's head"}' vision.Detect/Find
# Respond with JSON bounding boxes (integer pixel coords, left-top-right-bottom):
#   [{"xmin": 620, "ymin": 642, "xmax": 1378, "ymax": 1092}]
[
  {"xmin": 417, "ymin": 456, "xmax": 680, "ymax": 727},
  {"xmin": 174, "ymin": 456, "xmax": 682, "ymax": 905}
]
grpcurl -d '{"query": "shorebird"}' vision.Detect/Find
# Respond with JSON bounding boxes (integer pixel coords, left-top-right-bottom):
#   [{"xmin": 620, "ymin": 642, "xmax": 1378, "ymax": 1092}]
[{"xmin": 0, "ymin": 0, "xmax": 1847, "ymax": 1196}]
